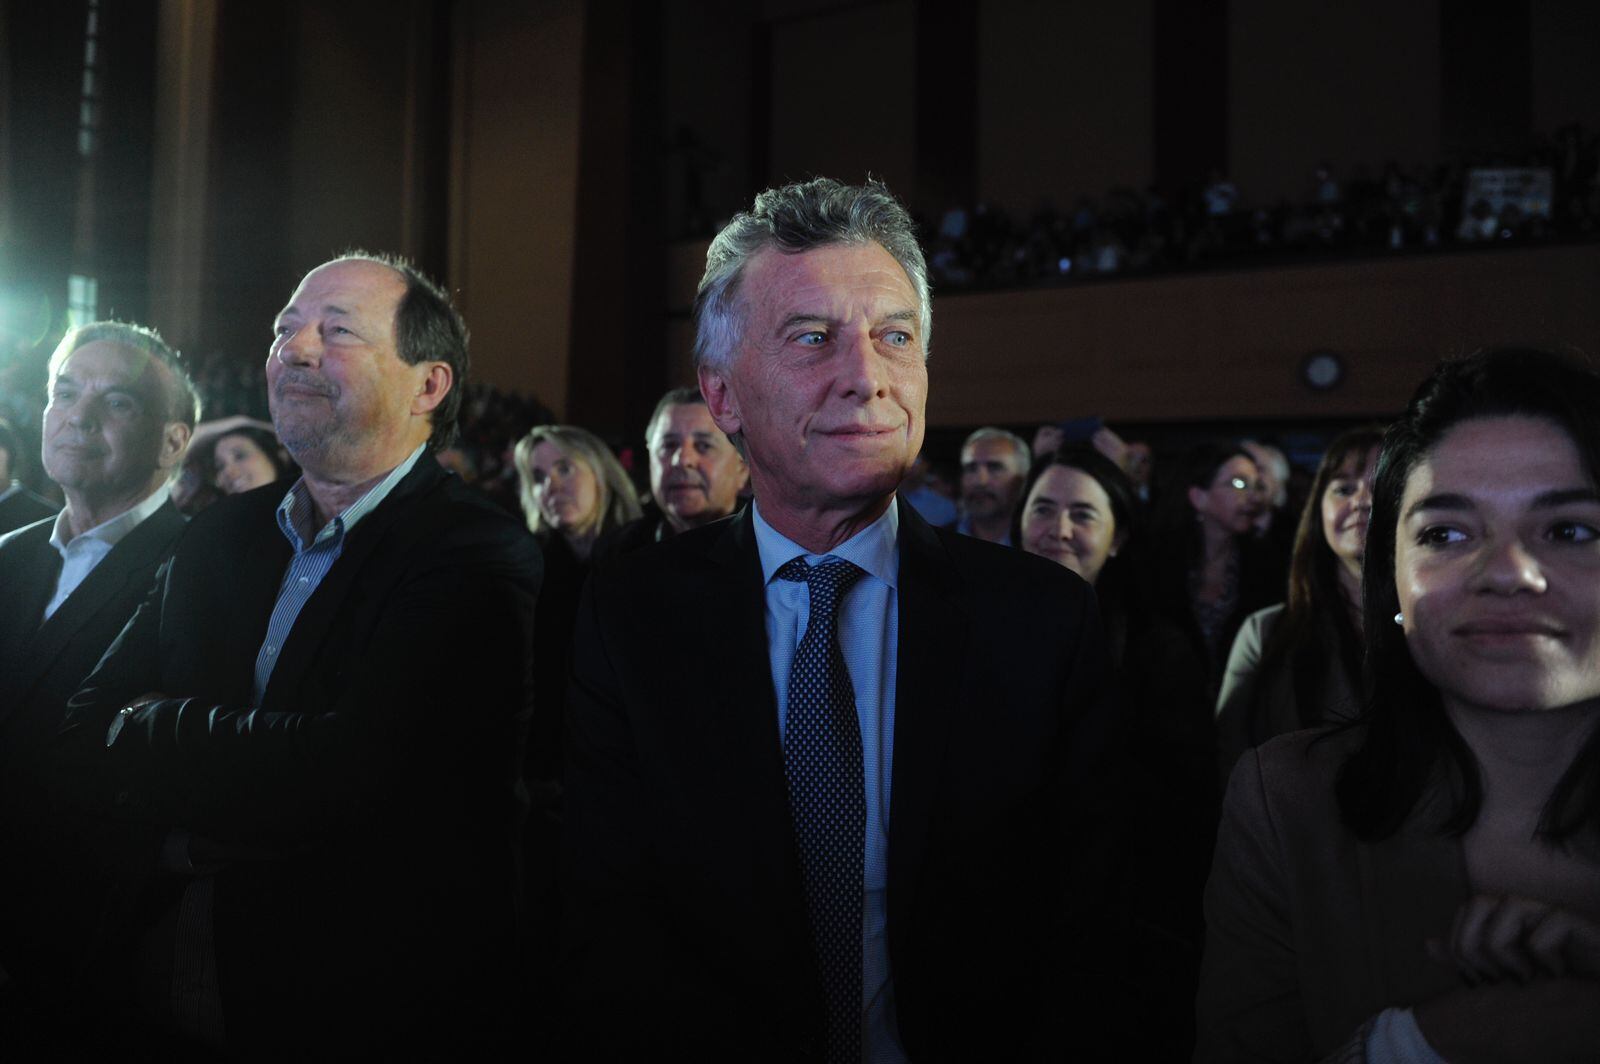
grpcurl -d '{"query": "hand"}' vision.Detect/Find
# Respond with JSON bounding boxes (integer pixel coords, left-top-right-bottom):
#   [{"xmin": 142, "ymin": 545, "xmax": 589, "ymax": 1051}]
[
  {"xmin": 1413, "ymin": 977, "xmax": 1600, "ymax": 1064},
  {"xmin": 1428, "ymin": 893, "xmax": 1600, "ymax": 985},
  {"xmin": 1090, "ymin": 426, "xmax": 1128, "ymax": 467}
]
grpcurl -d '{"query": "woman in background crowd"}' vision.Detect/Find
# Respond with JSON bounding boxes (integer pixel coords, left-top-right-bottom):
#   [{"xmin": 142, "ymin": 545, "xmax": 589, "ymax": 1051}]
[
  {"xmin": 515, "ymin": 424, "xmax": 640, "ymax": 561},
  {"xmin": 1215, "ymin": 425, "xmax": 1384, "ymax": 782},
  {"xmin": 211, "ymin": 424, "xmax": 295, "ymax": 495},
  {"xmin": 1017, "ymin": 445, "xmax": 1217, "ymax": 1058},
  {"xmin": 1151, "ymin": 443, "xmax": 1282, "ymax": 697},
  {"xmin": 512, "ymin": 423, "xmax": 642, "ymax": 972},
  {"xmin": 1198, "ymin": 348, "xmax": 1600, "ymax": 1062}
]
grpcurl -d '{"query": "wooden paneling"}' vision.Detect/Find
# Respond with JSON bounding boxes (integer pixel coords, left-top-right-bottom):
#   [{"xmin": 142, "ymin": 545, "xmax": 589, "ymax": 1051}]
[
  {"xmin": 665, "ymin": 240, "xmax": 1600, "ymax": 426},
  {"xmin": 924, "ymin": 244, "xmax": 1600, "ymax": 425}
]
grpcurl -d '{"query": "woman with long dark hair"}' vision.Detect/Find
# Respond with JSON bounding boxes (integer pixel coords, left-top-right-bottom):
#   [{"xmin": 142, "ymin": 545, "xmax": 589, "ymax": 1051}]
[
  {"xmin": 1198, "ymin": 348, "xmax": 1600, "ymax": 1061},
  {"xmin": 1149, "ymin": 443, "xmax": 1280, "ymax": 697},
  {"xmin": 1215, "ymin": 425, "xmax": 1384, "ymax": 780}
]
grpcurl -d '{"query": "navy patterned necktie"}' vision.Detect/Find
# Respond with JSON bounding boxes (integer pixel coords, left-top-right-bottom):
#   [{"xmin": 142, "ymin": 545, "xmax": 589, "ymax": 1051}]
[{"xmin": 776, "ymin": 557, "xmax": 867, "ymax": 1064}]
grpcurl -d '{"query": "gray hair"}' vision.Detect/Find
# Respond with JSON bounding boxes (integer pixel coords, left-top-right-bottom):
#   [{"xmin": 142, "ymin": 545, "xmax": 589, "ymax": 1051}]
[
  {"xmin": 692, "ymin": 177, "xmax": 931, "ymax": 372},
  {"xmin": 645, "ymin": 385, "xmax": 707, "ymax": 444},
  {"xmin": 961, "ymin": 426, "xmax": 1032, "ymax": 478},
  {"xmin": 49, "ymin": 320, "xmax": 201, "ymax": 428}
]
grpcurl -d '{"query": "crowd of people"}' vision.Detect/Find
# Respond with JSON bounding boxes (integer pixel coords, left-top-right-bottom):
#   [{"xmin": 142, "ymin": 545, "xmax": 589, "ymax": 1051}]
[
  {"xmin": 1, "ymin": 177, "xmax": 1598, "ymax": 1061},
  {"xmin": 923, "ymin": 122, "xmax": 1600, "ymax": 290}
]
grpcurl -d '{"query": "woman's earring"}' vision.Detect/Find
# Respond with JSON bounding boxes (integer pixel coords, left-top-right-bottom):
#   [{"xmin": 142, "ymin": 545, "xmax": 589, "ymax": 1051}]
[{"xmin": 1393, "ymin": 611, "xmax": 1404, "ymax": 626}]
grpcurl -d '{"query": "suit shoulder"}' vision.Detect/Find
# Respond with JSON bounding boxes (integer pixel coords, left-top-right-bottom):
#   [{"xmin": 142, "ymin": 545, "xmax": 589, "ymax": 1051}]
[
  {"xmin": 183, "ymin": 482, "xmax": 284, "ymax": 540},
  {"xmin": 0, "ymin": 514, "xmax": 56, "ymax": 556},
  {"xmin": 933, "ymin": 526, "xmax": 1093, "ymax": 607},
  {"xmin": 590, "ymin": 515, "xmax": 726, "ymax": 586},
  {"xmin": 1241, "ymin": 726, "xmax": 1362, "ymax": 815}
]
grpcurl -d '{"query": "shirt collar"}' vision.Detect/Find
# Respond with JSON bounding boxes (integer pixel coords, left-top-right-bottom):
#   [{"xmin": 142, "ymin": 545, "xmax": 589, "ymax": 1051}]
[
  {"xmin": 752, "ymin": 495, "xmax": 900, "ymax": 591},
  {"xmin": 49, "ymin": 483, "xmax": 171, "ymax": 555},
  {"xmin": 275, "ymin": 443, "xmax": 427, "ymax": 553}
]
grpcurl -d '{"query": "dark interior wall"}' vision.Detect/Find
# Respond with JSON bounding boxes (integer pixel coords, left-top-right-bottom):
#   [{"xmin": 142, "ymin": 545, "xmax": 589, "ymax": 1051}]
[
  {"xmin": 1529, "ymin": 0, "xmax": 1599, "ymax": 134},
  {"xmin": 1440, "ymin": 1, "xmax": 1532, "ymax": 158},
  {"xmin": 661, "ymin": 0, "xmax": 755, "ymax": 238},
  {"xmin": 91, "ymin": 0, "xmax": 158, "ymax": 325},
  {"xmin": 198, "ymin": 1, "xmax": 423, "ymax": 365},
  {"xmin": 765, "ymin": 1, "xmax": 916, "ymax": 195},
  {"xmin": 201, "ymin": 3, "xmax": 293, "ymax": 365},
  {"xmin": 447, "ymin": 0, "xmax": 584, "ymax": 414},
  {"xmin": 978, "ymin": 0, "xmax": 1154, "ymax": 209},
  {"xmin": 565, "ymin": 0, "xmax": 667, "ymax": 435},
  {"xmin": 1229, "ymin": 0, "xmax": 1441, "ymax": 203},
  {"xmin": 284, "ymin": 3, "xmax": 414, "ymax": 275}
]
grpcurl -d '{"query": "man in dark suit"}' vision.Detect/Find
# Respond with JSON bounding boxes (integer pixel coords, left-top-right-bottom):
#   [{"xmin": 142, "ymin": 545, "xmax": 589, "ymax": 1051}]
[
  {"xmin": 595, "ymin": 385, "xmax": 748, "ymax": 559},
  {"xmin": 564, "ymin": 179, "xmax": 1118, "ymax": 1061},
  {"xmin": 0, "ymin": 323, "xmax": 195, "ymax": 1020},
  {"xmin": 0, "ymin": 416, "xmax": 58, "ymax": 533},
  {"xmin": 60, "ymin": 254, "xmax": 542, "ymax": 1056}
]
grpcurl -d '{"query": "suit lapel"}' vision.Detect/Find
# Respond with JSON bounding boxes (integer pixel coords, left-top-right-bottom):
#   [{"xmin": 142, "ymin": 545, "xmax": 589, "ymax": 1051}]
[
  {"xmin": 705, "ymin": 508, "xmax": 805, "ymax": 906},
  {"xmin": 260, "ymin": 458, "xmax": 444, "ymax": 709},
  {"xmin": 886, "ymin": 499, "xmax": 968, "ymax": 925},
  {"xmin": 4, "ymin": 503, "xmax": 184, "ymax": 720}
]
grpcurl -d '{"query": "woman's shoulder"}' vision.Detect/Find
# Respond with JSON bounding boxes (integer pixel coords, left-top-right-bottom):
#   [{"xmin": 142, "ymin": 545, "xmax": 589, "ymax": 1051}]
[{"xmin": 1227, "ymin": 726, "xmax": 1364, "ymax": 826}]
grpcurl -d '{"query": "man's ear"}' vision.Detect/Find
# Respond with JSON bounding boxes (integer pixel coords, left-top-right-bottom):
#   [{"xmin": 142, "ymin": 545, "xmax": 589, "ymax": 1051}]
[
  {"xmin": 698, "ymin": 365, "xmax": 742, "ymax": 439},
  {"xmin": 159, "ymin": 422, "xmax": 192, "ymax": 473},
  {"xmin": 411, "ymin": 362, "xmax": 453, "ymax": 417}
]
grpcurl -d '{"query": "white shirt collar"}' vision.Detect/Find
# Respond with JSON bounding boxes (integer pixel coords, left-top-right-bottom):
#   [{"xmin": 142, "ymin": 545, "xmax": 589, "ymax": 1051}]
[
  {"xmin": 49, "ymin": 483, "xmax": 171, "ymax": 556},
  {"xmin": 751, "ymin": 495, "xmax": 900, "ymax": 591}
]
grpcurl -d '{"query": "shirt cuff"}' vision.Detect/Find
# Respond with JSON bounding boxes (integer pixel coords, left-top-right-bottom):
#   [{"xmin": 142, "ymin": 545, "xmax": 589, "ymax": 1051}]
[{"xmin": 1364, "ymin": 1006, "xmax": 1446, "ymax": 1064}]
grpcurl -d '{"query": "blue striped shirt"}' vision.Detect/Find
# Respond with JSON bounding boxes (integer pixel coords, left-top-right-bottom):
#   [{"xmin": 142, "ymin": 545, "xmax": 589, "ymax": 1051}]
[
  {"xmin": 252, "ymin": 445, "xmax": 427, "ymax": 704},
  {"xmin": 752, "ymin": 499, "xmax": 907, "ymax": 1064}
]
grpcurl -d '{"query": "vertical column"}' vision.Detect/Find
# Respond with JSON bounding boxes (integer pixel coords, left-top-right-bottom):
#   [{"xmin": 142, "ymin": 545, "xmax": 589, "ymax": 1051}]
[
  {"xmin": 565, "ymin": 0, "xmax": 666, "ymax": 437},
  {"xmin": 146, "ymin": 0, "xmax": 216, "ymax": 349}
]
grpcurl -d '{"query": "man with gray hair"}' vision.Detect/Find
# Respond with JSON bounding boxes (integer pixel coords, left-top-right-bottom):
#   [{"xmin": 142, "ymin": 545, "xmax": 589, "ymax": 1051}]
[
  {"xmin": 0, "ymin": 321, "xmax": 194, "ymax": 1023},
  {"xmin": 598, "ymin": 385, "xmax": 748, "ymax": 556},
  {"xmin": 566, "ymin": 178, "xmax": 1116, "ymax": 1061},
  {"xmin": 956, "ymin": 425, "xmax": 1030, "ymax": 545}
]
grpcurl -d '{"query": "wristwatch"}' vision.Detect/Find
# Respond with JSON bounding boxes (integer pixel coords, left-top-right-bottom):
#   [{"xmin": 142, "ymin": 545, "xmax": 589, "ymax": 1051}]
[{"xmin": 105, "ymin": 704, "xmax": 137, "ymax": 748}]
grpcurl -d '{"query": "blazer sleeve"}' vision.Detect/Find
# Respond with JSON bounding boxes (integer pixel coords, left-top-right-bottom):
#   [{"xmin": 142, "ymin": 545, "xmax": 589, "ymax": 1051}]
[
  {"xmin": 560, "ymin": 572, "xmax": 676, "ymax": 1049},
  {"xmin": 1215, "ymin": 607, "xmax": 1273, "ymax": 784},
  {"xmin": 64, "ymin": 523, "xmax": 541, "ymax": 846},
  {"xmin": 1197, "ymin": 747, "xmax": 1330, "ymax": 1063}
]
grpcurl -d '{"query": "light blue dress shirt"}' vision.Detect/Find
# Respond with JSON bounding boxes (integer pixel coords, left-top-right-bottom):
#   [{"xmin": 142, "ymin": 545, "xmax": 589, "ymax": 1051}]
[
  {"xmin": 252, "ymin": 444, "xmax": 426, "ymax": 703},
  {"xmin": 752, "ymin": 499, "xmax": 908, "ymax": 1064},
  {"xmin": 44, "ymin": 484, "xmax": 171, "ymax": 620}
]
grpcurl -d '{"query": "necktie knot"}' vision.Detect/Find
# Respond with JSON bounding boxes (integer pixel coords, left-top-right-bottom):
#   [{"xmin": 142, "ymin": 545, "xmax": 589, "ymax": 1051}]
[{"xmin": 776, "ymin": 557, "xmax": 866, "ymax": 619}]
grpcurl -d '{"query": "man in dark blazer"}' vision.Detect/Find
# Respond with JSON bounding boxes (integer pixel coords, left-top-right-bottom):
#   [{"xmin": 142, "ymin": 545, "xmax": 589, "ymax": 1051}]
[
  {"xmin": 0, "ymin": 322, "xmax": 195, "ymax": 1019},
  {"xmin": 59, "ymin": 255, "xmax": 542, "ymax": 1056},
  {"xmin": 564, "ymin": 179, "xmax": 1119, "ymax": 1061}
]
